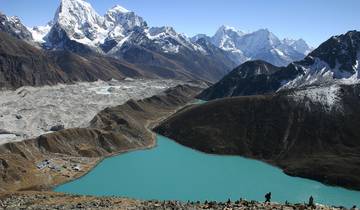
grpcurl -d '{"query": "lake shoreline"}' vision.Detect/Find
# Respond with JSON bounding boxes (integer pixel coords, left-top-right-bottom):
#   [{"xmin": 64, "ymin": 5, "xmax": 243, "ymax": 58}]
[{"xmin": 55, "ymin": 135, "xmax": 360, "ymax": 208}]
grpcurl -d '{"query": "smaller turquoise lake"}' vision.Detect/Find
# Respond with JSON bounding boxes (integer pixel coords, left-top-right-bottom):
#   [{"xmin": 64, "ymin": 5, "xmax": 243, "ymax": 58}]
[{"xmin": 55, "ymin": 135, "xmax": 360, "ymax": 207}]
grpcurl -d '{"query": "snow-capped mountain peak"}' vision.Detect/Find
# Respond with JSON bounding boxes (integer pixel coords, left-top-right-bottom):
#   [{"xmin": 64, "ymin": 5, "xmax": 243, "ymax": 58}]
[
  {"xmin": 52, "ymin": 0, "xmax": 106, "ymax": 46},
  {"xmin": 207, "ymin": 25, "xmax": 312, "ymax": 66},
  {"xmin": 239, "ymin": 29, "xmax": 282, "ymax": 53},
  {"xmin": 110, "ymin": 5, "xmax": 130, "ymax": 14},
  {"xmin": 44, "ymin": 0, "xmax": 149, "ymax": 49},
  {"xmin": 55, "ymin": 0, "xmax": 104, "ymax": 29},
  {"xmin": 105, "ymin": 6, "xmax": 147, "ymax": 33},
  {"xmin": 217, "ymin": 25, "xmax": 244, "ymax": 36},
  {"xmin": 28, "ymin": 24, "xmax": 52, "ymax": 43},
  {"xmin": 283, "ymin": 38, "xmax": 312, "ymax": 55},
  {"xmin": 212, "ymin": 25, "xmax": 244, "ymax": 49}
]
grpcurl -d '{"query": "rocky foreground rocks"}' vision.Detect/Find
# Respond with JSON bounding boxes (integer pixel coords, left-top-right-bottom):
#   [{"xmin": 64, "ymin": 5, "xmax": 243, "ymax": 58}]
[{"xmin": 0, "ymin": 192, "xmax": 351, "ymax": 210}]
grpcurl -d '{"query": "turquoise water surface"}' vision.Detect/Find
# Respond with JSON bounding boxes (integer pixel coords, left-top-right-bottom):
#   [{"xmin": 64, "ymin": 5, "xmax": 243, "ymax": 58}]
[{"xmin": 55, "ymin": 135, "xmax": 360, "ymax": 207}]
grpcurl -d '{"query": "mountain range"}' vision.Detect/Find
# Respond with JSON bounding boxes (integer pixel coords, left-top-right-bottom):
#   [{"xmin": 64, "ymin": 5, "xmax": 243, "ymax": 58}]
[
  {"xmin": 192, "ymin": 25, "xmax": 312, "ymax": 66},
  {"xmin": 199, "ymin": 30, "xmax": 360, "ymax": 100},
  {"xmin": 0, "ymin": 0, "xmax": 312, "ymax": 89}
]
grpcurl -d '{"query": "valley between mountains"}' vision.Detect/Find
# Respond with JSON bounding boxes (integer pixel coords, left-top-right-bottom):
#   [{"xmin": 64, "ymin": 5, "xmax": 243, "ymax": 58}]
[{"xmin": 0, "ymin": 0, "xmax": 360, "ymax": 209}]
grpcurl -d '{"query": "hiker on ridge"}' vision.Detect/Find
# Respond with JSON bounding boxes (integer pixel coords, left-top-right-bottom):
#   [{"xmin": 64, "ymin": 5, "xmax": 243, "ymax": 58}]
[{"xmin": 265, "ymin": 192, "xmax": 271, "ymax": 203}]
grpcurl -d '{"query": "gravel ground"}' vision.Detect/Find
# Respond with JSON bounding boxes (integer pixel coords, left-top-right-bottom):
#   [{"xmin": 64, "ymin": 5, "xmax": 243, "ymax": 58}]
[{"xmin": 0, "ymin": 79, "xmax": 189, "ymax": 145}]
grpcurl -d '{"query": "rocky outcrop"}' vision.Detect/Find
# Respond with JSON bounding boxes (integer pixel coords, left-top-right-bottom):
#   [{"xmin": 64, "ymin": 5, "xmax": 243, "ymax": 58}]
[
  {"xmin": 0, "ymin": 84, "xmax": 202, "ymax": 191},
  {"xmin": 155, "ymin": 84, "xmax": 360, "ymax": 190}
]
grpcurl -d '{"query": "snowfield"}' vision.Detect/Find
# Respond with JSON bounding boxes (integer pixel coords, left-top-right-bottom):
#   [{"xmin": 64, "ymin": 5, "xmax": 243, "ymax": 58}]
[
  {"xmin": 0, "ymin": 79, "xmax": 191, "ymax": 145},
  {"xmin": 289, "ymin": 85, "xmax": 342, "ymax": 112}
]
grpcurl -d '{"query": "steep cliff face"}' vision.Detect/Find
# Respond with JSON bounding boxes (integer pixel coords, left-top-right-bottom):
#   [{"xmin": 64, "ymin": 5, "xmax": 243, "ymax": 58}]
[
  {"xmin": 0, "ymin": 85, "xmax": 202, "ymax": 191},
  {"xmin": 155, "ymin": 84, "xmax": 360, "ymax": 190}
]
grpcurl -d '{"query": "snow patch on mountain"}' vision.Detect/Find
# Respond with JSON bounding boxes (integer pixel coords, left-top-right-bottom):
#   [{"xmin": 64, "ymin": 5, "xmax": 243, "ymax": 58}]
[
  {"xmin": 290, "ymin": 85, "xmax": 341, "ymax": 111},
  {"xmin": 282, "ymin": 54, "xmax": 360, "ymax": 90},
  {"xmin": 28, "ymin": 24, "xmax": 52, "ymax": 43}
]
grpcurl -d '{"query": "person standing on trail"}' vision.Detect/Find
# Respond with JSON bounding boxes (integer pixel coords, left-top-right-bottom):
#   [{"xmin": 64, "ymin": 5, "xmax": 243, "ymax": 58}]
[
  {"xmin": 265, "ymin": 192, "xmax": 271, "ymax": 203},
  {"xmin": 308, "ymin": 196, "xmax": 315, "ymax": 208}
]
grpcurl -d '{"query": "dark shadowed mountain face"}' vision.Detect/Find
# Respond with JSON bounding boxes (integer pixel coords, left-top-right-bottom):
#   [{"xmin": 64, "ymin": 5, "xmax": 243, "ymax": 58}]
[
  {"xmin": 198, "ymin": 31, "xmax": 360, "ymax": 100},
  {"xmin": 197, "ymin": 60, "xmax": 302, "ymax": 100},
  {"xmin": 155, "ymin": 84, "xmax": 360, "ymax": 190},
  {"xmin": 0, "ymin": 31, "xmax": 68, "ymax": 89},
  {"xmin": 308, "ymin": 30, "xmax": 360, "ymax": 75}
]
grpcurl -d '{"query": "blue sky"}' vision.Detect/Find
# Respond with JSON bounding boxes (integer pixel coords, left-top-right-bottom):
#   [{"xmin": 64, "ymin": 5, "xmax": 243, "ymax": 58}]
[{"xmin": 0, "ymin": 0, "xmax": 359, "ymax": 47}]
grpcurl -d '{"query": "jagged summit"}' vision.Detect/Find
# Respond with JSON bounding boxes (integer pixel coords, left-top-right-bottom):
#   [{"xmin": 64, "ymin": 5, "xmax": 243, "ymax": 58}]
[
  {"xmin": 283, "ymin": 38, "xmax": 312, "ymax": 55},
  {"xmin": 105, "ymin": 7, "xmax": 147, "ymax": 33},
  {"xmin": 54, "ymin": 0, "xmax": 103, "ymax": 26},
  {"xmin": 51, "ymin": 0, "xmax": 106, "ymax": 46},
  {"xmin": 217, "ymin": 25, "xmax": 244, "ymax": 35}
]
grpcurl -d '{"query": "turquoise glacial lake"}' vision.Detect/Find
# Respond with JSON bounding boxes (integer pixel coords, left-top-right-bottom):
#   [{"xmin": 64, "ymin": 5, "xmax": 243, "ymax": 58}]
[{"xmin": 55, "ymin": 135, "xmax": 360, "ymax": 207}]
